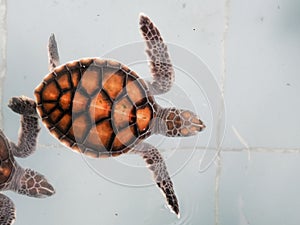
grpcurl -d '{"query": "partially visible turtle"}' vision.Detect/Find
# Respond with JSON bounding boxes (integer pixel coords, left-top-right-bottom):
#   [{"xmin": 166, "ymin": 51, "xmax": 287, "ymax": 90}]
[
  {"xmin": 0, "ymin": 99, "xmax": 55, "ymax": 225},
  {"xmin": 9, "ymin": 14, "xmax": 205, "ymax": 217}
]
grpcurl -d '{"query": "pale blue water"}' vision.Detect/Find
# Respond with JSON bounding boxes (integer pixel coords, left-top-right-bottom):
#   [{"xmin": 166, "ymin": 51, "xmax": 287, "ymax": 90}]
[{"xmin": 1, "ymin": 0, "xmax": 300, "ymax": 225}]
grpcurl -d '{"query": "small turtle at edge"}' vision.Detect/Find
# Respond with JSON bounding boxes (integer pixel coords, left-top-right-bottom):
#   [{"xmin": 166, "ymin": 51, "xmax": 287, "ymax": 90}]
[
  {"xmin": 0, "ymin": 101, "xmax": 54, "ymax": 225},
  {"xmin": 9, "ymin": 14, "xmax": 205, "ymax": 217}
]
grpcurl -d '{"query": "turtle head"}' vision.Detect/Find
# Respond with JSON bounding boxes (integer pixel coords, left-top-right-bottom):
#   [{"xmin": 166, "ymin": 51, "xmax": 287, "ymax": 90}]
[{"xmin": 155, "ymin": 108, "xmax": 205, "ymax": 137}]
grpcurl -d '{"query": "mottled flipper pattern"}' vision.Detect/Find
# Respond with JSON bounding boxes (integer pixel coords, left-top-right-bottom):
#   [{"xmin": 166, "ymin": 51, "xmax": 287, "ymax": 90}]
[
  {"xmin": 140, "ymin": 14, "xmax": 174, "ymax": 95},
  {"xmin": 132, "ymin": 143, "xmax": 179, "ymax": 217},
  {"xmin": 8, "ymin": 96, "xmax": 40, "ymax": 158},
  {"xmin": 48, "ymin": 33, "xmax": 60, "ymax": 71},
  {"xmin": 0, "ymin": 194, "xmax": 15, "ymax": 225},
  {"xmin": 0, "ymin": 128, "xmax": 54, "ymax": 225},
  {"xmin": 15, "ymin": 168, "xmax": 55, "ymax": 197}
]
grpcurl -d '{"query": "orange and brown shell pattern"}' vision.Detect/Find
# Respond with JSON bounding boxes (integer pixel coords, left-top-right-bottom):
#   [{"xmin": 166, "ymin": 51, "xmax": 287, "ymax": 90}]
[{"xmin": 34, "ymin": 58, "xmax": 158, "ymax": 158}]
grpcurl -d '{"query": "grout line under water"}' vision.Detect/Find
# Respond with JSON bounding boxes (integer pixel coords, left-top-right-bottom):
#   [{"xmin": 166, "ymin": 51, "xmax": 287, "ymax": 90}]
[
  {"xmin": 0, "ymin": 0, "xmax": 7, "ymax": 128},
  {"xmin": 214, "ymin": 153, "xmax": 221, "ymax": 225},
  {"xmin": 215, "ymin": 0, "xmax": 230, "ymax": 224},
  {"xmin": 37, "ymin": 143, "xmax": 300, "ymax": 153}
]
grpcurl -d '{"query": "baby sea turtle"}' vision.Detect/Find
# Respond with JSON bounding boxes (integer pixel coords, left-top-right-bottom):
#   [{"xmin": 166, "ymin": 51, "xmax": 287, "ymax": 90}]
[
  {"xmin": 0, "ymin": 99, "xmax": 55, "ymax": 225},
  {"xmin": 9, "ymin": 14, "xmax": 205, "ymax": 217}
]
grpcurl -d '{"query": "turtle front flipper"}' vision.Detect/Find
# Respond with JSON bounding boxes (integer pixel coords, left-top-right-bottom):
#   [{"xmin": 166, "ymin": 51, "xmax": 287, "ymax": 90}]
[
  {"xmin": 0, "ymin": 194, "xmax": 16, "ymax": 225},
  {"xmin": 139, "ymin": 14, "xmax": 174, "ymax": 95},
  {"xmin": 8, "ymin": 96, "xmax": 40, "ymax": 158},
  {"xmin": 48, "ymin": 33, "xmax": 60, "ymax": 71},
  {"xmin": 132, "ymin": 143, "xmax": 179, "ymax": 217},
  {"xmin": 12, "ymin": 166, "xmax": 55, "ymax": 198}
]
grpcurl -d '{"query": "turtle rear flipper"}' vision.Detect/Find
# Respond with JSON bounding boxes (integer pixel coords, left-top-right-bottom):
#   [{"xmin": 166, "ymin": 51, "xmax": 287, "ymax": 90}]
[
  {"xmin": 132, "ymin": 143, "xmax": 180, "ymax": 217},
  {"xmin": 48, "ymin": 33, "xmax": 60, "ymax": 71},
  {"xmin": 13, "ymin": 167, "xmax": 55, "ymax": 198},
  {"xmin": 0, "ymin": 194, "xmax": 16, "ymax": 225}
]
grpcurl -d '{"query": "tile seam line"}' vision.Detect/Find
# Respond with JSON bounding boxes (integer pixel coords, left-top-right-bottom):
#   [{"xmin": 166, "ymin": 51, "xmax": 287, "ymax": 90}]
[
  {"xmin": 215, "ymin": 1, "xmax": 230, "ymax": 224},
  {"xmin": 37, "ymin": 144, "xmax": 300, "ymax": 153}
]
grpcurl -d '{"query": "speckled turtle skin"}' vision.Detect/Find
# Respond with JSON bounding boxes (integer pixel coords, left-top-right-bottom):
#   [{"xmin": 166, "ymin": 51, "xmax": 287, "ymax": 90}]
[
  {"xmin": 0, "ymin": 101, "xmax": 55, "ymax": 225},
  {"xmin": 9, "ymin": 13, "xmax": 205, "ymax": 218}
]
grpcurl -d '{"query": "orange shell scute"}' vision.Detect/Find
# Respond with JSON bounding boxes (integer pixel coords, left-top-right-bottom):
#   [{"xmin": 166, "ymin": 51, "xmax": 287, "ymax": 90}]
[
  {"xmin": 57, "ymin": 73, "xmax": 71, "ymax": 90},
  {"xmin": 55, "ymin": 113, "xmax": 72, "ymax": 133},
  {"xmin": 59, "ymin": 91, "xmax": 72, "ymax": 111},
  {"xmin": 113, "ymin": 97, "xmax": 134, "ymax": 130},
  {"xmin": 71, "ymin": 114, "xmax": 90, "ymax": 143},
  {"xmin": 48, "ymin": 108, "xmax": 63, "ymax": 124},
  {"xmin": 80, "ymin": 70, "xmax": 101, "ymax": 95},
  {"xmin": 126, "ymin": 78, "xmax": 147, "ymax": 104},
  {"xmin": 102, "ymin": 69, "xmax": 124, "ymax": 100},
  {"xmin": 72, "ymin": 91, "xmax": 89, "ymax": 113},
  {"xmin": 113, "ymin": 126, "xmax": 136, "ymax": 151},
  {"xmin": 85, "ymin": 120, "xmax": 113, "ymax": 150},
  {"xmin": 89, "ymin": 92, "xmax": 112, "ymax": 122},
  {"xmin": 42, "ymin": 82, "xmax": 60, "ymax": 102},
  {"xmin": 42, "ymin": 102, "xmax": 56, "ymax": 114},
  {"xmin": 71, "ymin": 70, "xmax": 81, "ymax": 88},
  {"xmin": 136, "ymin": 105, "xmax": 152, "ymax": 132}
]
